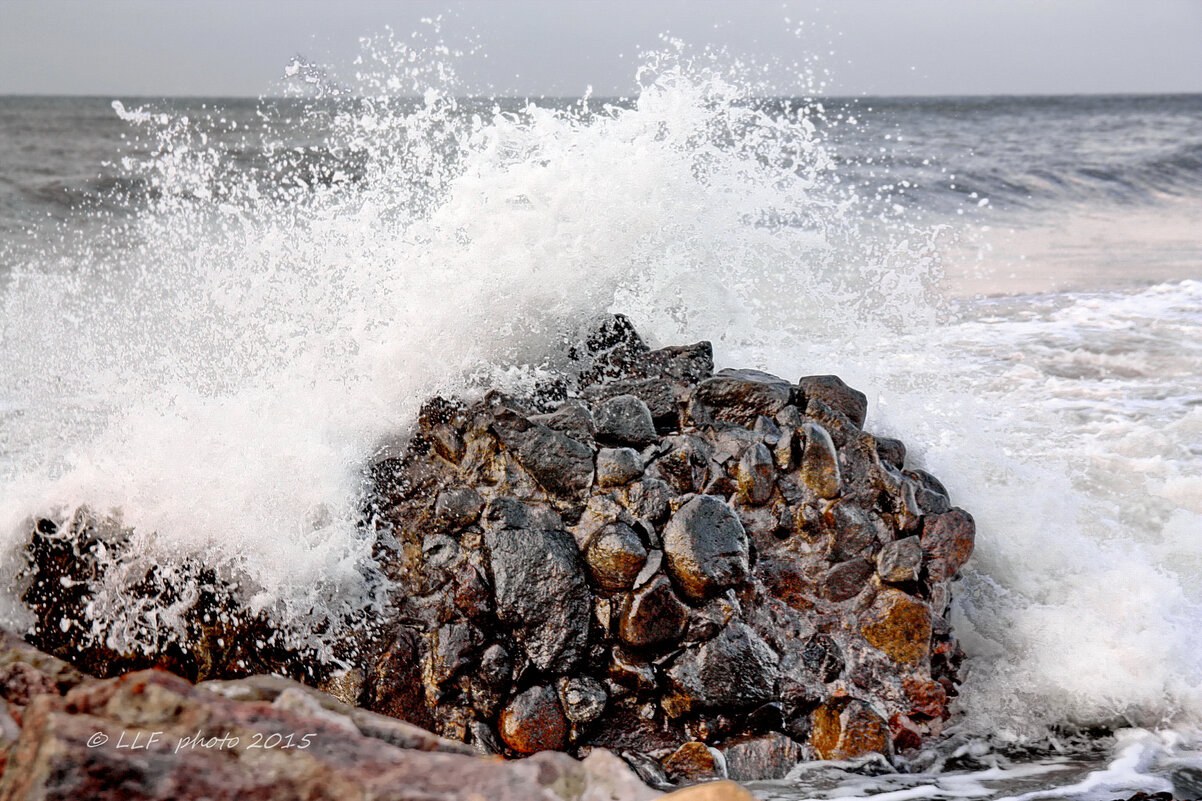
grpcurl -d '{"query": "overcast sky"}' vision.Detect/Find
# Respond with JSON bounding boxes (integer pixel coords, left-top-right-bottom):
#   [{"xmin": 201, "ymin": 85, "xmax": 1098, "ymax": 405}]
[{"xmin": 2, "ymin": 0, "xmax": 1200, "ymax": 97}]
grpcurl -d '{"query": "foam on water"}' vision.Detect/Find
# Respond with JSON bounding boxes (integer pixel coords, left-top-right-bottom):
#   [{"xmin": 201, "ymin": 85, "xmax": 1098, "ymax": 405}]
[{"xmin": 1, "ymin": 35, "xmax": 1201, "ymax": 760}]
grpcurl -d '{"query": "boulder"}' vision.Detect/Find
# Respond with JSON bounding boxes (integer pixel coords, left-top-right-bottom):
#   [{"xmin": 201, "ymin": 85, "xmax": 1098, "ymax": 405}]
[
  {"xmin": 721, "ymin": 733, "xmax": 808, "ymax": 782},
  {"xmin": 661, "ymin": 496, "xmax": 751, "ymax": 603},
  {"xmin": 797, "ymin": 375, "xmax": 868, "ymax": 428},
  {"xmin": 618, "ymin": 575, "xmax": 690, "ymax": 649},
  {"xmin": 499, "ymin": 685, "xmax": 569, "ymax": 753},
  {"xmin": 662, "ymin": 741, "xmax": 720, "ymax": 783},
  {"xmin": 664, "ymin": 623, "xmax": 779, "ymax": 717},
  {"xmin": 486, "ymin": 526, "xmax": 591, "ymax": 673},
  {"xmin": 810, "ymin": 698, "xmax": 891, "ymax": 760},
  {"xmin": 689, "ymin": 369, "xmax": 792, "ymax": 427},
  {"xmin": 593, "ymin": 394, "xmax": 659, "ymax": 447},
  {"xmin": 597, "ymin": 447, "xmax": 644, "ymax": 489}
]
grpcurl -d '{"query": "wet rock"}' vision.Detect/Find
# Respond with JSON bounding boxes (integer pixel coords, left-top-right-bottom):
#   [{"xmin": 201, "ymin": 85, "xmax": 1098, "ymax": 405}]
[
  {"xmin": 735, "ymin": 443, "xmax": 776, "ymax": 506},
  {"xmin": 874, "ymin": 437, "xmax": 906, "ymax": 469},
  {"xmin": 557, "ymin": 676, "xmax": 608, "ymax": 726},
  {"xmin": 488, "ymin": 403, "xmax": 595, "ymax": 497},
  {"xmin": 433, "ymin": 486, "xmax": 485, "ymax": 530},
  {"xmin": 721, "ymin": 732, "xmax": 807, "ymax": 782},
  {"xmin": 499, "ymin": 684, "xmax": 570, "ymax": 754},
  {"xmin": 594, "ymin": 394, "xmax": 658, "ymax": 447},
  {"xmin": 597, "ymin": 447, "xmax": 645, "ymax": 489},
  {"xmin": 690, "ymin": 369, "xmax": 793, "ymax": 427},
  {"xmin": 616, "ymin": 478, "xmax": 674, "ymax": 524},
  {"xmin": 618, "ymin": 574, "xmax": 690, "ymax": 649},
  {"xmin": 530, "ymin": 400, "xmax": 596, "ymax": 445},
  {"xmin": 486, "ymin": 526, "xmax": 591, "ymax": 673},
  {"xmin": 921, "ymin": 508, "xmax": 976, "ymax": 582},
  {"xmin": 822, "ymin": 558, "xmax": 875, "ymax": 602},
  {"xmin": 797, "ymin": 375, "xmax": 868, "ymax": 428},
  {"xmin": 662, "ymin": 495, "xmax": 751, "ymax": 603},
  {"xmin": 664, "ymin": 623, "xmax": 779, "ymax": 717},
  {"xmin": 860, "ymin": 589, "xmax": 932, "ymax": 665},
  {"xmin": 663, "ymin": 741, "xmax": 720, "ymax": 783},
  {"xmin": 876, "ymin": 536, "xmax": 923, "ymax": 584},
  {"xmin": 584, "ymin": 377, "xmax": 679, "ymax": 430},
  {"xmin": 810, "ymin": 698, "xmax": 891, "ymax": 760},
  {"xmin": 586, "ymin": 522, "xmax": 649, "ymax": 593},
  {"xmin": 800, "ymin": 422, "xmax": 841, "ymax": 500},
  {"xmin": 801, "ymin": 634, "xmax": 845, "ymax": 684}
]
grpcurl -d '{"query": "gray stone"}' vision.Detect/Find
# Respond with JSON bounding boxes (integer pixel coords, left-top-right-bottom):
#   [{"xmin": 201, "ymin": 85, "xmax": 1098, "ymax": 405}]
[
  {"xmin": 485, "ymin": 526, "xmax": 591, "ymax": 673},
  {"xmin": 596, "ymin": 447, "xmax": 644, "ymax": 489},
  {"xmin": 877, "ymin": 536, "xmax": 922, "ymax": 583},
  {"xmin": 875, "ymin": 437, "xmax": 906, "ymax": 469},
  {"xmin": 661, "ymin": 495, "xmax": 751, "ymax": 602},
  {"xmin": 434, "ymin": 487, "xmax": 485, "ymax": 529},
  {"xmin": 801, "ymin": 423, "xmax": 841, "ymax": 499},
  {"xmin": 556, "ymin": 676, "xmax": 608, "ymax": 725},
  {"xmin": 593, "ymin": 394, "xmax": 658, "ymax": 447},
  {"xmin": 722, "ymin": 733, "xmax": 808, "ymax": 781},
  {"xmin": 664, "ymin": 622, "xmax": 779, "ymax": 716},
  {"xmin": 584, "ymin": 377, "xmax": 678, "ymax": 428},
  {"xmin": 531, "ymin": 400, "xmax": 596, "ymax": 445},
  {"xmin": 489, "ymin": 405, "xmax": 595, "ymax": 497}
]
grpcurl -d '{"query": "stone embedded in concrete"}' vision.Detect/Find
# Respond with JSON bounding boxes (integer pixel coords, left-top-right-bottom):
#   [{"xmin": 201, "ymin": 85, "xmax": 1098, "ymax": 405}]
[{"xmin": 662, "ymin": 495, "xmax": 751, "ymax": 603}]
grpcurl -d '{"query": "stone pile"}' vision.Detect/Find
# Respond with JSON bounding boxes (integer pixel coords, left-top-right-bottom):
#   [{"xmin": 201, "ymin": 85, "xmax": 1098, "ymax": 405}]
[
  {"xmin": 9, "ymin": 315, "xmax": 975, "ymax": 785},
  {"xmin": 361, "ymin": 315, "xmax": 975, "ymax": 781}
]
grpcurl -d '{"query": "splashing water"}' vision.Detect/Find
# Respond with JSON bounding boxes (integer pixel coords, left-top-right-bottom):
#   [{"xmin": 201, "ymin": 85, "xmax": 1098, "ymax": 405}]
[{"xmin": 1, "ymin": 32, "xmax": 1201, "ymax": 769}]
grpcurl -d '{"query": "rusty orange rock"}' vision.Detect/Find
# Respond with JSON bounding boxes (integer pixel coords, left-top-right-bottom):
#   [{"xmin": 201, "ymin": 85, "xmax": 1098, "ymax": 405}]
[
  {"xmin": 860, "ymin": 588, "xmax": 932, "ymax": 665},
  {"xmin": 662, "ymin": 741, "xmax": 720, "ymax": 783},
  {"xmin": 810, "ymin": 698, "xmax": 890, "ymax": 760},
  {"xmin": 498, "ymin": 685, "xmax": 569, "ymax": 754}
]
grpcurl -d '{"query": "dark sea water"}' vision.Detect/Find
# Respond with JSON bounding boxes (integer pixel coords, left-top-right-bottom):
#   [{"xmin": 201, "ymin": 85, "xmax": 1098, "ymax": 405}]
[{"xmin": 1, "ymin": 73, "xmax": 1201, "ymax": 800}]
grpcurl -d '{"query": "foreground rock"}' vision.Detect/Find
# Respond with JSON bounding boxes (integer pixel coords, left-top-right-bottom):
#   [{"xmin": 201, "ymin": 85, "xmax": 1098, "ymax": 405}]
[
  {"xmin": 0, "ymin": 632, "xmax": 657, "ymax": 801},
  {"xmin": 363, "ymin": 315, "xmax": 973, "ymax": 776},
  {"xmin": 13, "ymin": 314, "xmax": 975, "ymax": 784}
]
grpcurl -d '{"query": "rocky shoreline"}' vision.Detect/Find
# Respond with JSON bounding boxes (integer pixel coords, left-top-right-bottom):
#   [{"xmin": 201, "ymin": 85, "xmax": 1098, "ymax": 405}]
[{"xmin": 5, "ymin": 315, "xmax": 978, "ymax": 796}]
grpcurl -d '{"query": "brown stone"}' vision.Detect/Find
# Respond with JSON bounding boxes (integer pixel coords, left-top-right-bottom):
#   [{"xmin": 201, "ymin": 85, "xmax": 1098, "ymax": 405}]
[
  {"xmin": 902, "ymin": 676, "xmax": 949, "ymax": 719},
  {"xmin": 822, "ymin": 558, "xmax": 875, "ymax": 602},
  {"xmin": 618, "ymin": 574, "xmax": 689, "ymax": 649},
  {"xmin": 586, "ymin": 522, "xmax": 649, "ymax": 593},
  {"xmin": 860, "ymin": 589, "xmax": 932, "ymax": 665},
  {"xmin": 662, "ymin": 741, "xmax": 720, "ymax": 783},
  {"xmin": 689, "ymin": 369, "xmax": 793, "ymax": 427},
  {"xmin": 810, "ymin": 698, "xmax": 891, "ymax": 760},
  {"xmin": 921, "ymin": 508, "xmax": 975, "ymax": 581},
  {"xmin": 499, "ymin": 685, "xmax": 569, "ymax": 754},
  {"xmin": 735, "ymin": 443, "xmax": 776, "ymax": 506},
  {"xmin": 890, "ymin": 712, "xmax": 924, "ymax": 752},
  {"xmin": 800, "ymin": 423, "xmax": 841, "ymax": 499},
  {"xmin": 661, "ymin": 781, "xmax": 757, "ymax": 801},
  {"xmin": 797, "ymin": 375, "xmax": 868, "ymax": 428}
]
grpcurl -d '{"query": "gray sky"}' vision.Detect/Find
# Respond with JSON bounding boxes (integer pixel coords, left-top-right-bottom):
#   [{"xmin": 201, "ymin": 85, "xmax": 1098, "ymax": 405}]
[{"xmin": 2, "ymin": 0, "xmax": 1201, "ymax": 97}]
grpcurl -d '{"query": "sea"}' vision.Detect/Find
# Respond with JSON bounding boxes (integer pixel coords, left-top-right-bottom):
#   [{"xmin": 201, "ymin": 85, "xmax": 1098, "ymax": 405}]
[{"xmin": 1, "ymin": 42, "xmax": 1201, "ymax": 801}]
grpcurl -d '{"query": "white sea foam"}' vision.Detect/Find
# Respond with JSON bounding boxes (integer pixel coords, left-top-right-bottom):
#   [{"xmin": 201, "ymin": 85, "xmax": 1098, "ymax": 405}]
[{"xmin": 1, "ymin": 36, "xmax": 1200, "ymax": 758}]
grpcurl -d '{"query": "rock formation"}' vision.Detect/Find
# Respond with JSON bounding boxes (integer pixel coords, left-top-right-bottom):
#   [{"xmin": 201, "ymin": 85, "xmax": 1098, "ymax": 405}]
[
  {"xmin": 361, "ymin": 315, "xmax": 974, "ymax": 778},
  {"xmin": 10, "ymin": 315, "xmax": 975, "ymax": 785}
]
